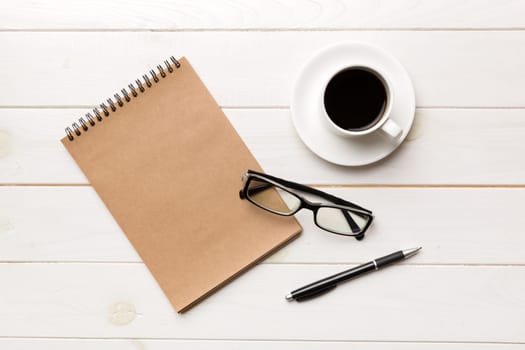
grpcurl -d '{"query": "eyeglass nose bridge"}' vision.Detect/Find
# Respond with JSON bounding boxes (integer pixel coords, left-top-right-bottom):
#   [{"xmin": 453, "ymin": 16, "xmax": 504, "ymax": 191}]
[{"xmin": 300, "ymin": 197, "xmax": 322, "ymax": 212}]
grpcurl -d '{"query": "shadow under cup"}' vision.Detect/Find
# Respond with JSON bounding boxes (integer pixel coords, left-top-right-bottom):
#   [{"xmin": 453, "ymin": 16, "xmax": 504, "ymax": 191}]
[{"xmin": 323, "ymin": 67, "xmax": 389, "ymax": 133}]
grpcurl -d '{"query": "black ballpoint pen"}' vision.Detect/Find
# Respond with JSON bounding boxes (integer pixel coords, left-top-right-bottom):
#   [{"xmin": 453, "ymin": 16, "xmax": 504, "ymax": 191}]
[{"xmin": 285, "ymin": 247, "xmax": 422, "ymax": 301}]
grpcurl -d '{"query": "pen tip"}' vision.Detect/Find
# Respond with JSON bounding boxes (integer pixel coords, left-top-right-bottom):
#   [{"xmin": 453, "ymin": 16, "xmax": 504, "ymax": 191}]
[
  {"xmin": 285, "ymin": 293, "xmax": 294, "ymax": 301},
  {"xmin": 402, "ymin": 247, "xmax": 422, "ymax": 259}
]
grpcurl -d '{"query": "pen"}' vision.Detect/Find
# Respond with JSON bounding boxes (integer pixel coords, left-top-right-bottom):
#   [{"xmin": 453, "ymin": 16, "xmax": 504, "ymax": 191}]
[{"xmin": 285, "ymin": 247, "xmax": 422, "ymax": 301}]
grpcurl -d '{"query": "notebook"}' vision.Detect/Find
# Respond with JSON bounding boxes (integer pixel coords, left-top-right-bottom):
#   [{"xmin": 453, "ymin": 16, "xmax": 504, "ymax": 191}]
[{"xmin": 61, "ymin": 56, "xmax": 302, "ymax": 312}]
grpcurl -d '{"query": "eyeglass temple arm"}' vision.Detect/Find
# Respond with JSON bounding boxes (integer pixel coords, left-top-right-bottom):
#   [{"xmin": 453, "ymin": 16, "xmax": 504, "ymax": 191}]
[
  {"xmin": 247, "ymin": 170, "xmax": 372, "ymax": 214},
  {"xmin": 239, "ymin": 183, "xmax": 270, "ymax": 199}
]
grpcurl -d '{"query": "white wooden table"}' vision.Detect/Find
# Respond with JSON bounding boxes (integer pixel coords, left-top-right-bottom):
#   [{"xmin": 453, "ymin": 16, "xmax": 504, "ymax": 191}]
[{"xmin": 1, "ymin": 1, "xmax": 525, "ymax": 348}]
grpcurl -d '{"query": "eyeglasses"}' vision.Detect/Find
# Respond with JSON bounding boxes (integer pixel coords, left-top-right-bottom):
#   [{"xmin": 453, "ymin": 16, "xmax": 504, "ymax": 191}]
[{"xmin": 239, "ymin": 170, "xmax": 374, "ymax": 240}]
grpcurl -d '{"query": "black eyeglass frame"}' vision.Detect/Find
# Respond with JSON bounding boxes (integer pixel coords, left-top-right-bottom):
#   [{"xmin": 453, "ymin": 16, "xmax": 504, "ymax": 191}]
[{"xmin": 239, "ymin": 170, "xmax": 374, "ymax": 240}]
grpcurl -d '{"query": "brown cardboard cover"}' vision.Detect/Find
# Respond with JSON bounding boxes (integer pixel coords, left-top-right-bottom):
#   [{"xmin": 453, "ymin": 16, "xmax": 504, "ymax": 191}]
[{"xmin": 61, "ymin": 57, "xmax": 302, "ymax": 312}]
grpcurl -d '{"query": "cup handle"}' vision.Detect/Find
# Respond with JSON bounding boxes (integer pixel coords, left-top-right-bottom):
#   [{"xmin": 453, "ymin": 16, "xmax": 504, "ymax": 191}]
[{"xmin": 381, "ymin": 119, "xmax": 402, "ymax": 139}]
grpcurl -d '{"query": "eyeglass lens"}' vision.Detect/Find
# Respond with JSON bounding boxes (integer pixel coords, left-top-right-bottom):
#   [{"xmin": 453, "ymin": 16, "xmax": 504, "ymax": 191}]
[
  {"xmin": 246, "ymin": 178, "xmax": 301, "ymax": 215},
  {"xmin": 316, "ymin": 207, "xmax": 370, "ymax": 234}
]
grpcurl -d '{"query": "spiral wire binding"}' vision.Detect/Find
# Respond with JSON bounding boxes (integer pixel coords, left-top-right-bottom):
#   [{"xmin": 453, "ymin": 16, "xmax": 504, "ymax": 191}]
[{"xmin": 65, "ymin": 56, "xmax": 181, "ymax": 141}]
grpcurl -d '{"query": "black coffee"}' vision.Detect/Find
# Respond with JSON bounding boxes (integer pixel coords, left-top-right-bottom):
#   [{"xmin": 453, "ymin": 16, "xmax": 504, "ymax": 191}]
[{"xmin": 324, "ymin": 68, "xmax": 387, "ymax": 131}]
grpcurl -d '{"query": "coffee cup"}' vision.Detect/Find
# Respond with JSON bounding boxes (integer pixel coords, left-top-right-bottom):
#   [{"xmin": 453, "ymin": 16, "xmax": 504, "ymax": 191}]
[{"xmin": 322, "ymin": 65, "xmax": 402, "ymax": 139}]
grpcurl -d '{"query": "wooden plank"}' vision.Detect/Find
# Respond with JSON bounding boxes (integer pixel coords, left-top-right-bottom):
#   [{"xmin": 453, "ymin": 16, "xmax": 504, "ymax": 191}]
[
  {"xmin": 0, "ymin": 263, "xmax": 524, "ymax": 342},
  {"xmin": 1, "ymin": 31, "xmax": 525, "ymax": 107},
  {"xmin": 1, "ymin": 186, "xmax": 524, "ymax": 264},
  {"xmin": 0, "ymin": 339, "xmax": 522, "ymax": 349},
  {"xmin": 1, "ymin": 108, "xmax": 525, "ymax": 185},
  {"xmin": 1, "ymin": 0, "xmax": 524, "ymax": 30}
]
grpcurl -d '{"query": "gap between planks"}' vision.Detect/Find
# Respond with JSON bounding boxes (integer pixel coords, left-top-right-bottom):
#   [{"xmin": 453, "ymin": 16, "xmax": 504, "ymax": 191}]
[
  {"xmin": 1, "ymin": 106, "xmax": 525, "ymax": 110},
  {"xmin": 0, "ymin": 262, "xmax": 524, "ymax": 267},
  {"xmin": 1, "ymin": 184, "xmax": 525, "ymax": 188},
  {"xmin": 2, "ymin": 28, "xmax": 525, "ymax": 32},
  {"xmin": 0, "ymin": 336, "xmax": 522, "ymax": 345}
]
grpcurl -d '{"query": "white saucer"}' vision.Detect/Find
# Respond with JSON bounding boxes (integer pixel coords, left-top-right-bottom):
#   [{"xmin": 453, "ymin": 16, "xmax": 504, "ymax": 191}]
[{"xmin": 290, "ymin": 42, "xmax": 416, "ymax": 166}]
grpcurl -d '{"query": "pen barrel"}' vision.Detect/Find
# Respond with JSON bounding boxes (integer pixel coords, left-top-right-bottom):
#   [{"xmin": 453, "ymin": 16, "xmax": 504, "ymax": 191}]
[
  {"xmin": 374, "ymin": 250, "xmax": 405, "ymax": 268},
  {"xmin": 333, "ymin": 262, "xmax": 377, "ymax": 283},
  {"xmin": 294, "ymin": 284, "xmax": 337, "ymax": 301},
  {"xmin": 291, "ymin": 262, "xmax": 376, "ymax": 297}
]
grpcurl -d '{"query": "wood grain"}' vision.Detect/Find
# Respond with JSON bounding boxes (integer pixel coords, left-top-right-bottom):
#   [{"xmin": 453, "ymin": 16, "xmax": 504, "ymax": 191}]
[
  {"xmin": 0, "ymin": 263, "xmax": 524, "ymax": 342},
  {"xmin": 1, "ymin": 186, "xmax": 524, "ymax": 264},
  {"xmin": 1, "ymin": 108, "xmax": 525, "ymax": 185},
  {"xmin": 1, "ymin": 0, "xmax": 523, "ymax": 30},
  {"xmin": 1, "ymin": 31, "xmax": 525, "ymax": 107}
]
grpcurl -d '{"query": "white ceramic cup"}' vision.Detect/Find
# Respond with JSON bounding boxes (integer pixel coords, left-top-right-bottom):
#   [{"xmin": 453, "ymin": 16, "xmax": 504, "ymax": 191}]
[{"xmin": 322, "ymin": 65, "xmax": 402, "ymax": 139}]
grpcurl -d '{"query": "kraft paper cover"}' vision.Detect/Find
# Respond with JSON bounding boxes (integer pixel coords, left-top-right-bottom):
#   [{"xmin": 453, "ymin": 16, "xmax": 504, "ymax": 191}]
[{"xmin": 61, "ymin": 57, "xmax": 302, "ymax": 312}]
